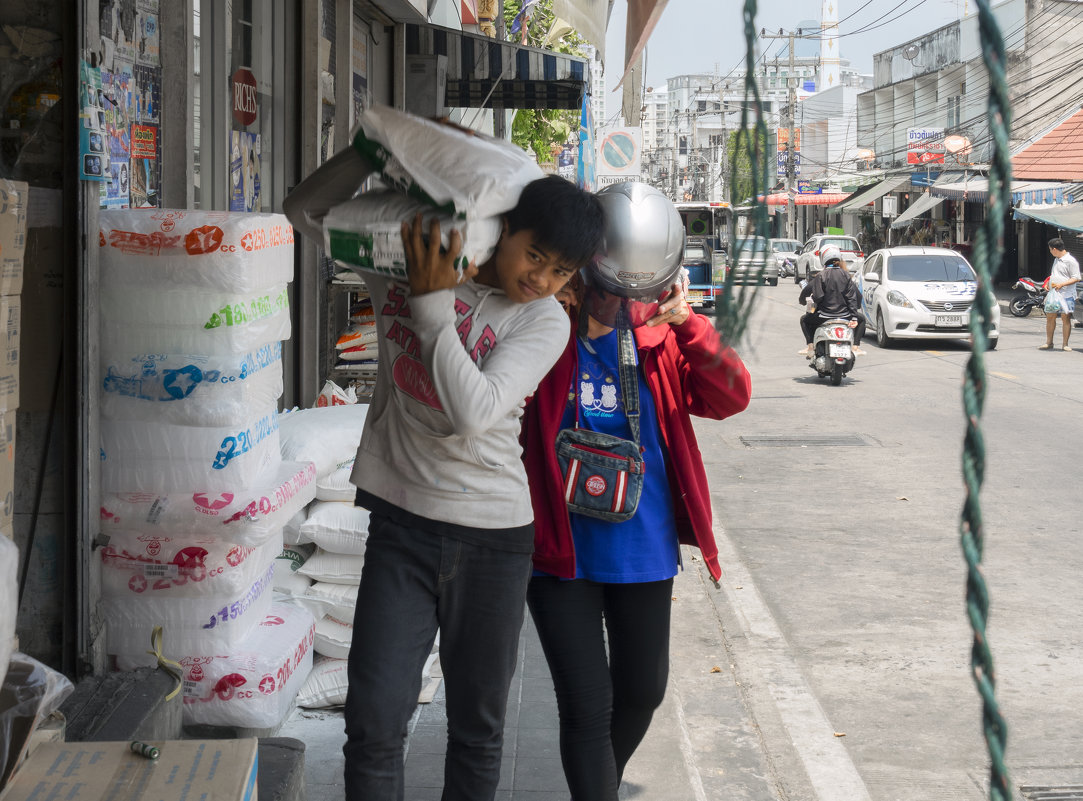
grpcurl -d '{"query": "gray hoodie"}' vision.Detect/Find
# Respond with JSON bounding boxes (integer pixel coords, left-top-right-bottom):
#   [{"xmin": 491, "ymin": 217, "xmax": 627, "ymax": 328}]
[{"xmin": 350, "ymin": 273, "xmax": 569, "ymax": 529}]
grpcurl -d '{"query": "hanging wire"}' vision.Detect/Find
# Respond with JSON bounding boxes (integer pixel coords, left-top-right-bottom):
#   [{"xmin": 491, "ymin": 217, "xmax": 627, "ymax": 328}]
[
  {"xmin": 962, "ymin": 1, "xmax": 1012, "ymax": 799},
  {"xmin": 713, "ymin": 0, "xmax": 770, "ymax": 347}
]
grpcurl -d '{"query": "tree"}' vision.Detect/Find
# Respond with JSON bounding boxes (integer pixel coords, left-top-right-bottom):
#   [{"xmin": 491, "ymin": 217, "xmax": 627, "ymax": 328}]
[
  {"xmin": 502, "ymin": 0, "xmax": 587, "ymax": 166},
  {"xmin": 726, "ymin": 127, "xmax": 769, "ymax": 205}
]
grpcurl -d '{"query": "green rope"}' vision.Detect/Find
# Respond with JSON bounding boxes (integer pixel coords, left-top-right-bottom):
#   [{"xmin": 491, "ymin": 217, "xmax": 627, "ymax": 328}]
[
  {"xmin": 963, "ymin": 2, "xmax": 1012, "ymax": 799},
  {"xmin": 713, "ymin": 0, "xmax": 770, "ymax": 346}
]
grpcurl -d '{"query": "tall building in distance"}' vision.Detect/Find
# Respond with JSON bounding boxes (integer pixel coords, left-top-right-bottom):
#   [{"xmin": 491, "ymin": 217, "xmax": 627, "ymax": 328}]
[
  {"xmin": 633, "ymin": 15, "xmax": 873, "ymax": 200},
  {"xmin": 819, "ymin": 0, "xmax": 842, "ymax": 89}
]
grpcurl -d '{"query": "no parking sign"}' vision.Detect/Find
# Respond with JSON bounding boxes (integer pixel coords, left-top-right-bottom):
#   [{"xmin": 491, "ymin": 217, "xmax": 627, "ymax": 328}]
[{"xmin": 596, "ymin": 127, "xmax": 642, "ymax": 186}]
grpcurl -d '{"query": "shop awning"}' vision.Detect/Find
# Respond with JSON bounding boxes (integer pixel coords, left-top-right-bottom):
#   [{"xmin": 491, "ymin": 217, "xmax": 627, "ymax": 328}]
[
  {"xmin": 890, "ymin": 192, "xmax": 944, "ymax": 228},
  {"xmin": 762, "ymin": 192, "xmax": 852, "ymax": 206},
  {"xmin": 1012, "ymin": 203, "xmax": 1083, "ymax": 233},
  {"xmin": 832, "ymin": 175, "xmax": 912, "ymax": 212},
  {"xmin": 405, "ymin": 23, "xmax": 589, "ymax": 109},
  {"xmin": 929, "ymin": 173, "xmax": 1077, "ymax": 204}
]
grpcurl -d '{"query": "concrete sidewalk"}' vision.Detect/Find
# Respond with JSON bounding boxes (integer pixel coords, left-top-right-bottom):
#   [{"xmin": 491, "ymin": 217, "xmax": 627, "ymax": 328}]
[{"xmin": 279, "ymin": 547, "xmax": 788, "ymax": 801}]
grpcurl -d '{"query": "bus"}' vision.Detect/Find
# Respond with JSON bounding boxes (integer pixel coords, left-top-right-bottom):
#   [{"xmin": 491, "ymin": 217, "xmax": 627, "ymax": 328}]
[{"xmin": 674, "ymin": 201, "xmax": 731, "ymax": 307}]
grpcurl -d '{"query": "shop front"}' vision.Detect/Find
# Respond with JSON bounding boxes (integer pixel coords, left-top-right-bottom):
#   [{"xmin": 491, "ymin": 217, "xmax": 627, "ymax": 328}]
[{"xmin": 3, "ymin": 0, "xmax": 588, "ymax": 688}]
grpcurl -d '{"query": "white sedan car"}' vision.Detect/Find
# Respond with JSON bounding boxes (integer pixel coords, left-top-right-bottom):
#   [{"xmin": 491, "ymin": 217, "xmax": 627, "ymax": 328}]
[{"xmin": 856, "ymin": 247, "xmax": 1000, "ymax": 350}]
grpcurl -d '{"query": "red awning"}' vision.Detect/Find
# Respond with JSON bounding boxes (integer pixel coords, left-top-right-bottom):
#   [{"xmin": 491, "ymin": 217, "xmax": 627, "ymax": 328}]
[{"xmin": 762, "ymin": 192, "xmax": 852, "ymax": 206}]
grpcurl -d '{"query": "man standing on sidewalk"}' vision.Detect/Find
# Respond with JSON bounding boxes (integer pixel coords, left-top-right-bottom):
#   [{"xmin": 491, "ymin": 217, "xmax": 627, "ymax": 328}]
[{"xmin": 1040, "ymin": 237, "xmax": 1080, "ymax": 351}]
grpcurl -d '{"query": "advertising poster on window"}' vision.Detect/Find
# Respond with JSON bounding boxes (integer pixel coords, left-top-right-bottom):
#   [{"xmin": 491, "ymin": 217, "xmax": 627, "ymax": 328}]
[
  {"xmin": 78, "ymin": 60, "xmax": 108, "ymax": 181},
  {"xmin": 100, "ymin": 66, "xmax": 133, "ymax": 208},
  {"xmin": 230, "ymin": 132, "xmax": 262, "ymax": 212},
  {"xmin": 136, "ymin": 1, "xmax": 161, "ymax": 66},
  {"xmin": 132, "ymin": 64, "xmax": 160, "ymax": 125},
  {"xmin": 130, "ymin": 124, "xmax": 159, "ymax": 207},
  {"xmin": 557, "ymin": 144, "xmax": 576, "ymax": 181}
]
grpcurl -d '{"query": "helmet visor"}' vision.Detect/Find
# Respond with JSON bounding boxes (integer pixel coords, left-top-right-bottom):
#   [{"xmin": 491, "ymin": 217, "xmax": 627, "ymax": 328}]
[{"xmin": 582, "ymin": 285, "xmax": 662, "ymax": 329}]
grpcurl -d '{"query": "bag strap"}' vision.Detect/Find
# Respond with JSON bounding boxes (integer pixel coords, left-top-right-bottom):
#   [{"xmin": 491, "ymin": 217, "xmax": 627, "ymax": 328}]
[
  {"xmin": 573, "ymin": 306, "xmax": 641, "ymax": 447},
  {"xmin": 616, "ymin": 313, "xmax": 641, "ymax": 448}
]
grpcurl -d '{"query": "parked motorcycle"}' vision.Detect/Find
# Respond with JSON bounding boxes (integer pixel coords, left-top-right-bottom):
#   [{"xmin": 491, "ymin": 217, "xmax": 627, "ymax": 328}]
[
  {"xmin": 809, "ymin": 318, "xmax": 855, "ymax": 386},
  {"xmin": 1008, "ymin": 277, "xmax": 1045, "ymax": 317}
]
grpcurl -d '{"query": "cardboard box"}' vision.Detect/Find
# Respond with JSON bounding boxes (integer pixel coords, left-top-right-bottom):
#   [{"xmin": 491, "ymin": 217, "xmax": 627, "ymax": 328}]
[
  {"xmin": 0, "ymin": 295, "xmax": 19, "ymax": 412},
  {"xmin": 0, "ymin": 411, "xmax": 13, "ymax": 535},
  {"xmin": 0, "ymin": 180, "xmax": 27, "ymax": 297},
  {"xmin": 0, "ymin": 739, "xmax": 259, "ymax": 801}
]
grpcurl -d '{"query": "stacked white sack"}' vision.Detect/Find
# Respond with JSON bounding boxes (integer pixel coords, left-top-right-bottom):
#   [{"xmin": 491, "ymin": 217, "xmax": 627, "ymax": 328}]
[
  {"xmin": 296, "ymin": 502, "xmax": 369, "ymax": 660},
  {"xmin": 100, "ymin": 461, "xmax": 318, "ymax": 548},
  {"xmin": 324, "ymin": 104, "xmax": 543, "ymax": 281},
  {"xmin": 105, "ymin": 538, "xmax": 280, "ymax": 666},
  {"xmin": 275, "ymin": 403, "xmax": 372, "ymax": 678},
  {"xmin": 98, "ymin": 211, "xmax": 300, "ymax": 708},
  {"xmin": 179, "ymin": 602, "xmax": 316, "ymax": 728}
]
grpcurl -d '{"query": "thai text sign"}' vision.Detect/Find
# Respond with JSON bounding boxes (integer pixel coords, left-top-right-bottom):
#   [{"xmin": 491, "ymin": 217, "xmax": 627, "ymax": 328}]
[{"xmin": 907, "ymin": 127, "xmax": 945, "ymax": 165}]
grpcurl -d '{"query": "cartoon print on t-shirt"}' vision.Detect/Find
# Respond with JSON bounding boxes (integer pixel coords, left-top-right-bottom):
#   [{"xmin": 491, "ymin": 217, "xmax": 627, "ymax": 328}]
[{"xmin": 580, "ymin": 371, "xmax": 620, "ymax": 415}]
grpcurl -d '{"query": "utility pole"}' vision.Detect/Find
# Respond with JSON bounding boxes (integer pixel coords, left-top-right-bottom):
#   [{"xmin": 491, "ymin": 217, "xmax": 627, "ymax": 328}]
[{"xmin": 761, "ymin": 28, "xmax": 800, "ymax": 240}]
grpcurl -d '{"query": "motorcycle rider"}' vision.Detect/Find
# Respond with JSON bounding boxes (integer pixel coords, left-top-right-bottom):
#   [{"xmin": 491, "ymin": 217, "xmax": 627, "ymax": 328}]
[{"xmin": 798, "ymin": 245, "xmax": 865, "ymax": 357}]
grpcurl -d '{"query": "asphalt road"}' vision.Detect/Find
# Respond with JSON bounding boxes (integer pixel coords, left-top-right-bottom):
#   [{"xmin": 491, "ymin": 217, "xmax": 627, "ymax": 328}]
[{"xmin": 661, "ymin": 282, "xmax": 1083, "ymax": 801}]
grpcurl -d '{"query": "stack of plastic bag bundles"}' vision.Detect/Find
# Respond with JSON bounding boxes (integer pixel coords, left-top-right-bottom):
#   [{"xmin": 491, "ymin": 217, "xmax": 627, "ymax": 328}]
[{"xmin": 98, "ymin": 210, "xmax": 318, "ymax": 729}]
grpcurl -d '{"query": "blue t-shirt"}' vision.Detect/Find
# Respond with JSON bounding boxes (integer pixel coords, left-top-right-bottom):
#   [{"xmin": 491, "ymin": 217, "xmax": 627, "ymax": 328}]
[{"xmin": 558, "ymin": 330, "xmax": 680, "ymax": 583}]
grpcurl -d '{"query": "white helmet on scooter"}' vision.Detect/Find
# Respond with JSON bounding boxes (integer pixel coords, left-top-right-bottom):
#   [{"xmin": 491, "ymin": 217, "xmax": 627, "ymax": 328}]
[
  {"xmin": 819, "ymin": 245, "xmax": 844, "ymax": 270},
  {"xmin": 582, "ymin": 182, "xmax": 685, "ymax": 328}
]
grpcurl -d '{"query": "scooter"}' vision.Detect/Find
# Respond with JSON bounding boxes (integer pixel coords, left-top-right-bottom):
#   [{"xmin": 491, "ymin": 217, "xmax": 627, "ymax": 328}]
[
  {"xmin": 809, "ymin": 318, "xmax": 855, "ymax": 386},
  {"xmin": 1008, "ymin": 277, "xmax": 1045, "ymax": 317}
]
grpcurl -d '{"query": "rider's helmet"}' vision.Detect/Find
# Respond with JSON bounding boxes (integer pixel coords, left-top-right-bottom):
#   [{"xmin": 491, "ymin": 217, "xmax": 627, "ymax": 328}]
[
  {"xmin": 819, "ymin": 245, "xmax": 844, "ymax": 271},
  {"xmin": 582, "ymin": 182, "xmax": 685, "ymax": 327}
]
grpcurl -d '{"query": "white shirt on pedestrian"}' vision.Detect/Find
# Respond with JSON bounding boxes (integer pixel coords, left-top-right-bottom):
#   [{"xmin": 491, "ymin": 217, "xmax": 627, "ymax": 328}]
[{"xmin": 1051, "ymin": 252, "xmax": 1081, "ymax": 299}]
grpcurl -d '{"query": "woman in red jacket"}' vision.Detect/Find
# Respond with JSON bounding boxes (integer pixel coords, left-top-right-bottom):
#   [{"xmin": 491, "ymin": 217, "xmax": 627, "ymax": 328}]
[{"xmin": 521, "ymin": 183, "xmax": 751, "ymax": 801}]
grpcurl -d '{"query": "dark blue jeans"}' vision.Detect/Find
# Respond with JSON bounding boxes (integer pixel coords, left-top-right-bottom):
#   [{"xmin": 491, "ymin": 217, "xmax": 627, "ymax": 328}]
[
  {"xmin": 343, "ymin": 513, "xmax": 533, "ymax": 801},
  {"xmin": 526, "ymin": 576, "xmax": 674, "ymax": 801}
]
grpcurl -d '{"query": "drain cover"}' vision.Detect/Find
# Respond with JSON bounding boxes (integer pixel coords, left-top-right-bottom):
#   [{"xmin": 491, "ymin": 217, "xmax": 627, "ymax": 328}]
[
  {"xmin": 1021, "ymin": 788, "xmax": 1083, "ymax": 801},
  {"xmin": 739, "ymin": 434, "xmax": 870, "ymax": 448}
]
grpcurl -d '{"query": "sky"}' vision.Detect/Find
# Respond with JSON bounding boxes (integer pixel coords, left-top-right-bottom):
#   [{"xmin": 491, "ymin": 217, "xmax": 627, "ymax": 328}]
[{"xmin": 603, "ymin": 0, "xmax": 970, "ymax": 100}]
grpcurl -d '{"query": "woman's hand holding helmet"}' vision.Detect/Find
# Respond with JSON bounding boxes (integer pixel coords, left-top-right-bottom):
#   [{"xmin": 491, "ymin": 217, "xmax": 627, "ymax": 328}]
[{"xmin": 645, "ymin": 280, "xmax": 691, "ymax": 327}]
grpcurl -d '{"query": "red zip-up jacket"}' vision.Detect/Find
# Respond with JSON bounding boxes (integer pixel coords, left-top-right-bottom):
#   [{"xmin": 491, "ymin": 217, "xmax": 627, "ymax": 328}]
[{"xmin": 520, "ymin": 310, "xmax": 752, "ymax": 583}]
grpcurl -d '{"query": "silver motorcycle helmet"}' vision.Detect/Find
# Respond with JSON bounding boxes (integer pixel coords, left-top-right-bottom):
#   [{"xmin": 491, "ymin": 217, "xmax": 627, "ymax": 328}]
[{"xmin": 582, "ymin": 182, "xmax": 685, "ymax": 328}]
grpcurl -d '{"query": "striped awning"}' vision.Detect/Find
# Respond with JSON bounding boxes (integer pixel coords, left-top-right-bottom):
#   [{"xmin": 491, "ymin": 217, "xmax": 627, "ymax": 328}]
[
  {"xmin": 1013, "ymin": 203, "xmax": 1083, "ymax": 233},
  {"xmin": 930, "ymin": 173, "xmax": 1077, "ymax": 204},
  {"xmin": 832, "ymin": 175, "xmax": 912, "ymax": 212},
  {"xmin": 405, "ymin": 23, "xmax": 589, "ymax": 110},
  {"xmin": 890, "ymin": 192, "xmax": 944, "ymax": 229},
  {"xmin": 762, "ymin": 192, "xmax": 852, "ymax": 206}
]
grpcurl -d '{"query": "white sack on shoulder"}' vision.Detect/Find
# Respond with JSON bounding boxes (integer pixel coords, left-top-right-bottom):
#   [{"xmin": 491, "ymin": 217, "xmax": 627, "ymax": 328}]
[
  {"xmin": 323, "ymin": 191, "xmax": 502, "ymax": 282},
  {"xmin": 351, "ymin": 104, "xmax": 543, "ymax": 221}
]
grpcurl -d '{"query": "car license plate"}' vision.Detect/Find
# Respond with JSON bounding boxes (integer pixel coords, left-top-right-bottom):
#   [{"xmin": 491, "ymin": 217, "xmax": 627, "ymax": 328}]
[
  {"xmin": 686, "ymin": 290, "xmax": 705, "ymax": 305},
  {"xmin": 935, "ymin": 315, "xmax": 963, "ymax": 327},
  {"xmin": 828, "ymin": 343, "xmax": 851, "ymax": 358}
]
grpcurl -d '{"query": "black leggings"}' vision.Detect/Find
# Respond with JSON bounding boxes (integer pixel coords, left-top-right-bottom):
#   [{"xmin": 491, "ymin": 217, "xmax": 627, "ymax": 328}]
[{"xmin": 526, "ymin": 576, "xmax": 674, "ymax": 801}]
